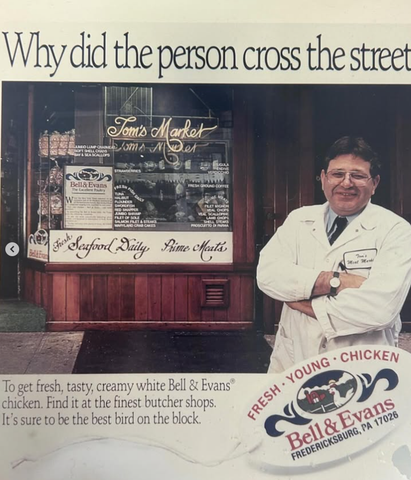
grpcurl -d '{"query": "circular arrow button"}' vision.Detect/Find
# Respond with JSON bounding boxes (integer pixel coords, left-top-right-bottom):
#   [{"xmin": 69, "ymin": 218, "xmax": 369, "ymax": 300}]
[{"xmin": 5, "ymin": 242, "xmax": 19, "ymax": 257}]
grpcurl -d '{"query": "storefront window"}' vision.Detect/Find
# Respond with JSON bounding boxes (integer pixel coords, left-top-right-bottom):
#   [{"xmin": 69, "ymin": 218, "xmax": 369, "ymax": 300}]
[
  {"xmin": 27, "ymin": 85, "xmax": 75, "ymax": 261},
  {"xmin": 27, "ymin": 83, "xmax": 234, "ymax": 263},
  {"xmin": 105, "ymin": 85, "xmax": 232, "ymax": 232}
]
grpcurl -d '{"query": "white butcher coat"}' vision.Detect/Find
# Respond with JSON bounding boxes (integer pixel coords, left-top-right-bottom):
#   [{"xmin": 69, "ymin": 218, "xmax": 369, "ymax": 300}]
[{"xmin": 257, "ymin": 202, "xmax": 411, "ymax": 373}]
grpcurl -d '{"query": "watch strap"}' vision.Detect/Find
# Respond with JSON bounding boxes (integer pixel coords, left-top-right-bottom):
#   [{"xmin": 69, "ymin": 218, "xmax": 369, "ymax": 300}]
[{"xmin": 330, "ymin": 271, "xmax": 340, "ymax": 296}]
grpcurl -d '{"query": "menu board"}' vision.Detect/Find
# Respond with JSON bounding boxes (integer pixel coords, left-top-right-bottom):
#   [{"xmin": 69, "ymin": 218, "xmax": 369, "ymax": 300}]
[
  {"xmin": 112, "ymin": 137, "xmax": 232, "ymax": 232},
  {"xmin": 64, "ymin": 166, "xmax": 114, "ymax": 229}
]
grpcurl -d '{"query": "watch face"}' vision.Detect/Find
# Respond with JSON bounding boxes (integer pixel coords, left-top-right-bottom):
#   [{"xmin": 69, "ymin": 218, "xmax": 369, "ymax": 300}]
[{"xmin": 330, "ymin": 277, "xmax": 341, "ymax": 288}]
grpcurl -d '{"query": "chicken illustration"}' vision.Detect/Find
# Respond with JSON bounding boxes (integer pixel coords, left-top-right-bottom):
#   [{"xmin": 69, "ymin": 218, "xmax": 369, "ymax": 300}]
[{"xmin": 328, "ymin": 380, "xmax": 354, "ymax": 408}]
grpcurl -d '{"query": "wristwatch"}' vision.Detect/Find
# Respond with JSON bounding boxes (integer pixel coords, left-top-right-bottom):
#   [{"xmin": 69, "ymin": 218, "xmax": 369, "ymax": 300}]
[{"xmin": 329, "ymin": 272, "xmax": 341, "ymax": 296}]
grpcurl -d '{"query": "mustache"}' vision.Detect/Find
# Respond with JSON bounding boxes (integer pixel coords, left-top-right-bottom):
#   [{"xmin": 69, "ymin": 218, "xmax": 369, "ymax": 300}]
[{"xmin": 333, "ymin": 188, "xmax": 358, "ymax": 193}]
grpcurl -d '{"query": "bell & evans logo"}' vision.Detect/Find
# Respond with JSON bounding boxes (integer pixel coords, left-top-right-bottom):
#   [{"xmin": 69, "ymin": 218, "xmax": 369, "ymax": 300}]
[
  {"xmin": 66, "ymin": 167, "xmax": 112, "ymax": 182},
  {"xmin": 241, "ymin": 347, "xmax": 409, "ymax": 473}
]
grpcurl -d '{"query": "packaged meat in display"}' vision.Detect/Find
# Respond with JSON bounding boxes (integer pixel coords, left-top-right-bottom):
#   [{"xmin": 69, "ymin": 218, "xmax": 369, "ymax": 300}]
[
  {"xmin": 67, "ymin": 129, "xmax": 75, "ymax": 156},
  {"xmin": 38, "ymin": 192, "xmax": 63, "ymax": 216},
  {"xmin": 46, "ymin": 163, "xmax": 63, "ymax": 187},
  {"xmin": 49, "ymin": 131, "xmax": 60, "ymax": 157},
  {"xmin": 39, "ymin": 131, "xmax": 49, "ymax": 157},
  {"xmin": 57, "ymin": 131, "xmax": 70, "ymax": 156}
]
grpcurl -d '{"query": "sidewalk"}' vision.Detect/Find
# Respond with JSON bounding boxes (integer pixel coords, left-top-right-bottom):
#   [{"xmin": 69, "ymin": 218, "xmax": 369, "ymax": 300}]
[
  {"xmin": 0, "ymin": 331, "xmax": 410, "ymax": 375},
  {"xmin": 0, "ymin": 332, "xmax": 83, "ymax": 374}
]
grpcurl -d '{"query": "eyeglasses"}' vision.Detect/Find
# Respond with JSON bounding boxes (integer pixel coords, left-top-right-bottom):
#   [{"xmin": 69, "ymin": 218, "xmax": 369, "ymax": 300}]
[{"xmin": 325, "ymin": 170, "xmax": 373, "ymax": 186}]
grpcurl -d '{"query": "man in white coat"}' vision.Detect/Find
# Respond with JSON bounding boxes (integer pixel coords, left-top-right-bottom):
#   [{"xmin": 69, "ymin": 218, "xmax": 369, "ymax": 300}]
[{"xmin": 257, "ymin": 136, "xmax": 411, "ymax": 373}]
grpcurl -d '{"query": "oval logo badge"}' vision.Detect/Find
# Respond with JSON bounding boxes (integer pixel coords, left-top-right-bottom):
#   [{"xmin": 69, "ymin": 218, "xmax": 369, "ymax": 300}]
[{"xmin": 241, "ymin": 346, "xmax": 409, "ymax": 473}]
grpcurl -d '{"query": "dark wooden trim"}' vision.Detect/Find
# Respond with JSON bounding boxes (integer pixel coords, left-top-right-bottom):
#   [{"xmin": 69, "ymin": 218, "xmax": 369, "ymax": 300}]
[
  {"xmin": 44, "ymin": 262, "xmax": 256, "ymax": 273},
  {"xmin": 245, "ymin": 88, "xmax": 256, "ymax": 264},
  {"xmin": 27, "ymin": 85, "xmax": 35, "ymax": 238},
  {"xmin": 232, "ymin": 87, "xmax": 248, "ymax": 263},
  {"xmin": 23, "ymin": 263, "xmax": 255, "ymax": 329},
  {"xmin": 47, "ymin": 321, "xmax": 253, "ymax": 331},
  {"xmin": 23, "ymin": 259, "xmax": 47, "ymax": 272},
  {"xmin": 24, "ymin": 260, "xmax": 256, "ymax": 273}
]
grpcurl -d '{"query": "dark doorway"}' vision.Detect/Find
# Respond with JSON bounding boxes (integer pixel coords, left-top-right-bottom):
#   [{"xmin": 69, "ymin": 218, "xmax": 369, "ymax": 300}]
[{"xmin": 1, "ymin": 83, "xmax": 27, "ymax": 298}]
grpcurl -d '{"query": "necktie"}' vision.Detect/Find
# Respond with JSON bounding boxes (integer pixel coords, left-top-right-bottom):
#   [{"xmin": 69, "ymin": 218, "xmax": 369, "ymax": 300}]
[{"xmin": 329, "ymin": 216, "xmax": 348, "ymax": 245}]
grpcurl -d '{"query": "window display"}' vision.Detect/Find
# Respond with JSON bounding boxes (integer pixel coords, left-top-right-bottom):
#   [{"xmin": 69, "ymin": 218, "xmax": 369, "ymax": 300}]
[
  {"xmin": 112, "ymin": 137, "xmax": 231, "ymax": 231},
  {"xmin": 28, "ymin": 84, "xmax": 75, "ymax": 242},
  {"xmin": 26, "ymin": 84, "xmax": 234, "ymax": 263},
  {"xmin": 106, "ymin": 85, "xmax": 233, "ymax": 232}
]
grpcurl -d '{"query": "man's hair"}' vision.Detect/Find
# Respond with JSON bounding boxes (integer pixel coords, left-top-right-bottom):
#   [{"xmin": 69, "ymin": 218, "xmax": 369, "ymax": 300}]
[{"xmin": 324, "ymin": 136, "xmax": 381, "ymax": 177}]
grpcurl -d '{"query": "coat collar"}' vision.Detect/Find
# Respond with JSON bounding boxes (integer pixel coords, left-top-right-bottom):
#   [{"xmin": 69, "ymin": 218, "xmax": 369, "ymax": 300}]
[
  {"xmin": 306, "ymin": 203, "xmax": 330, "ymax": 249},
  {"xmin": 306, "ymin": 201, "xmax": 377, "ymax": 250},
  {"xmin": 357, "ymin": 202, "xmax": 378, "ymax": 230}
]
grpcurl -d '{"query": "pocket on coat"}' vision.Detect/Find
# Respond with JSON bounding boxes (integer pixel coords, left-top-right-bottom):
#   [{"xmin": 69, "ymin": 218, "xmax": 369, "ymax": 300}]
[{"xmin": 267, "ymin": 327, "xmax": 295, "ymax": 373}]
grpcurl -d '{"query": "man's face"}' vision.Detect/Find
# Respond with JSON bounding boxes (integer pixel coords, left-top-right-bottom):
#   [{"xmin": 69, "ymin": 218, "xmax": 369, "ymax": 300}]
[{"xmin": 320, "ymin": 154, "xmax": 380, "ymax": 216}]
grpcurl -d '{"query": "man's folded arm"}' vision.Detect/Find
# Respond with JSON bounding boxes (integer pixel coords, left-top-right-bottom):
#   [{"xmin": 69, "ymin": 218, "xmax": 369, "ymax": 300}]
[
  {"xmin": 256, "ymin": 212, "xmax": 321, "ymax": 302},
  {"xmin": 257, "ymin": 211, "xmax": 368, "ymax": 303},
  {"xmin": 286, "ymin": 273, "xmax": 367, "ymax": 317},
  {"xmin": 311, "ymin": 221, "xmax": 411, "ymax": 339}
]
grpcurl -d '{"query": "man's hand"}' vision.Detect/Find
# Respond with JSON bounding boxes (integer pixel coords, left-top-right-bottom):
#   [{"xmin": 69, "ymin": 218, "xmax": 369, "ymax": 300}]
[
  {"xmin": 312, "ymin": 271, "xmax": 366, "ymax": 297},
  {"xmin": 286, "ymin": 300, "xmax": 316, "ymax": 318}
]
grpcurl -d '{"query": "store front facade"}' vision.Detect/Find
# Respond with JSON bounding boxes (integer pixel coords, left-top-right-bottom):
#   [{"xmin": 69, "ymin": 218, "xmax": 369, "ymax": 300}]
[
  {"xmin": 3, "ymin": 83, "xmax": 257, "ymax": 331},
  {"xmin": 1, "ymin": 83, "xmax": 411, "ymax": 332}
]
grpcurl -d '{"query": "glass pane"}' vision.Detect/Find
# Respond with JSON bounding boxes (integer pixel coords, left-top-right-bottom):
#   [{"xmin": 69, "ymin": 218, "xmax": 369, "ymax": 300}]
[{"xmin": 105, "ymin": 85, "xmax": 233, "ymax": 232}]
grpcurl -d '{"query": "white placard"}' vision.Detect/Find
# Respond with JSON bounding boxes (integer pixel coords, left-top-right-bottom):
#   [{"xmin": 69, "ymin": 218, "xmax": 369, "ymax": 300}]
[
  {"xmin": 64, "ymin": 166, "xmax": 113, "ymax": 229},
  {"xmin": 27, "ymin": 244, "xmax": 48, "ymax": 262},
  {"xmin": 49, "ymin": 230, "xmax": 233, "ymax": 263},
  {"xmin": 27, "ymin": 230, "xmax": 49, "ymax": 262}
]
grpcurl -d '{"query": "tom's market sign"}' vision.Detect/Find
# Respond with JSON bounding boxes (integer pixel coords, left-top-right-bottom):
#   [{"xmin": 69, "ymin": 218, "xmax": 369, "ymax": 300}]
[{"xmin": 107, "ymin": 116, "xmax": 218, "ymax": 164}]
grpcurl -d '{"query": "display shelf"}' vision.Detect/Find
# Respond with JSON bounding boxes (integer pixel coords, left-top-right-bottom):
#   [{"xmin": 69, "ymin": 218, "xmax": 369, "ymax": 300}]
[{"xmin": 35, "ymin": 134, "xmax": 75, "ymax": 231}]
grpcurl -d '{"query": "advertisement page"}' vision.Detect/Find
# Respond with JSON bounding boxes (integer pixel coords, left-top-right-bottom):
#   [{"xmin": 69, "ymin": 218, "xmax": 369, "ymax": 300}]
[{"xmin": 1, "ymin": 2, "xmax": 411, "ymax": 479}]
